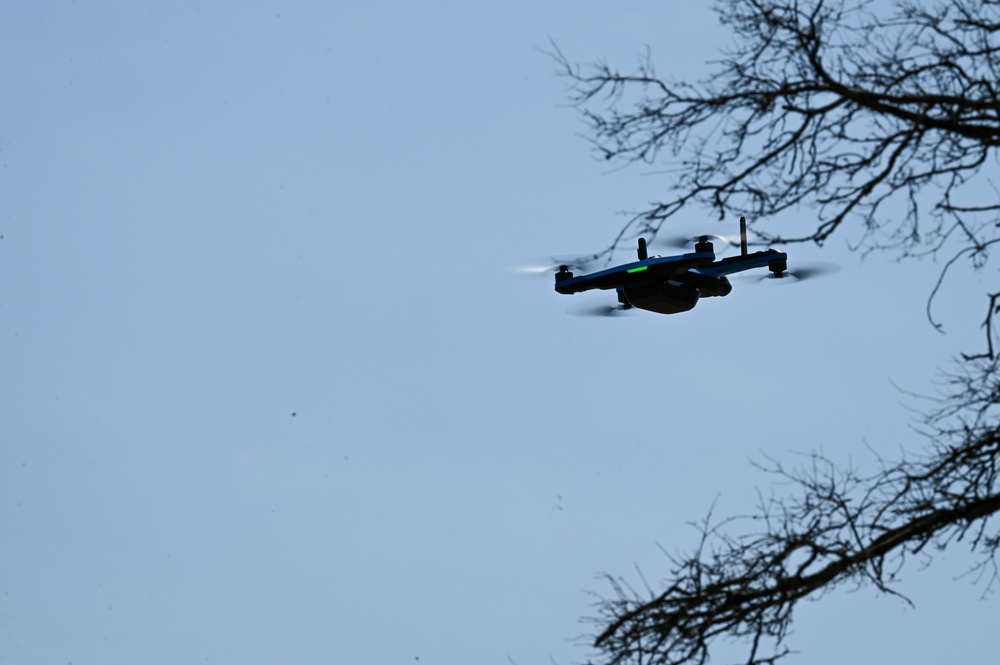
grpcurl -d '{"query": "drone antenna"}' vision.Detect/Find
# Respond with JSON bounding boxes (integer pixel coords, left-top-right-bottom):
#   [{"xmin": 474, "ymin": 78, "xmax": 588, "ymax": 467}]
[
  {"xmin": 739, "ymin": 216, "xmax": 748, "ymax": 257},
  {"xmin": 637, "ymin": 237, "xmax": 648, "ymax": 261}
]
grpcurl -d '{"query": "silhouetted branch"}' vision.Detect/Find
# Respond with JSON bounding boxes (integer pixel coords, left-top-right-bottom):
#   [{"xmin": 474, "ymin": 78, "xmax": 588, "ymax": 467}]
[
  {"xmin": 583, "ymin": 348, "xmax": 1000, "ymax": 665},
  {"xmin": 962, "ymin": 293, "xmax": 1000, "ymax": 361}
]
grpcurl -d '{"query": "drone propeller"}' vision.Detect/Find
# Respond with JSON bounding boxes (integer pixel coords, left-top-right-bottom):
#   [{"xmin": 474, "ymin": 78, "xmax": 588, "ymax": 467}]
[
  {"xmin": 568, "ymin": 302, "xmax": 634, "ymax": 317},
  {"xmin": 655, "ymin": 217, "xmax": 758, "ymax": 255},
  {"xmin": 657, "ymin": 233, "xmax": 741, "ymax": 253},
  {"xmin": 756, "ymin": 261, "xmax": 841, "ymax": 283},
  {"xmin": 510, "ymin": 252, "xmax": 609, "ymax": 277}
]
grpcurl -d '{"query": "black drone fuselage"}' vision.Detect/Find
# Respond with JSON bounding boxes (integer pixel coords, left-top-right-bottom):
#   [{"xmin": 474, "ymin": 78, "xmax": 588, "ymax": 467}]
[{"xmin": 554, "ymin": 243, "xmax": 789, "ymax": 314}]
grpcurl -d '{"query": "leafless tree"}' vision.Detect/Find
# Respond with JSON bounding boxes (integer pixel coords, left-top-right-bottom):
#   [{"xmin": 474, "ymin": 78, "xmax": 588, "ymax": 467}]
[{"xmin": 553, "ymin": 1, "xmax": 1000, "ymax": 663}]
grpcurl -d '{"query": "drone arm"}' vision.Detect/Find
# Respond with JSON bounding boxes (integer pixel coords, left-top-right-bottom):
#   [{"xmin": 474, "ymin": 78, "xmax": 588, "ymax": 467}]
[{"xmin": 696, "ymin": 249, "xmax": 787, "ymax": 278}]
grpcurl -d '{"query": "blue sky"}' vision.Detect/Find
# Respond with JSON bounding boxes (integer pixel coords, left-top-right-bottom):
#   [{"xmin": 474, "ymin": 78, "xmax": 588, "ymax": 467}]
[{"xmin": 1, "ymin": 2, "xmax": 996, "ymax": 664}]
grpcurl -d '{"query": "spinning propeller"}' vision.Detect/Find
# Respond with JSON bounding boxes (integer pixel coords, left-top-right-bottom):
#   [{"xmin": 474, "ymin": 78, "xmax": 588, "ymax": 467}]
[
  {"xmin": 751, "ymin": 261, "xmax": 840, "ymax": 283},
  {"xmin": 510, "ymin": 252, "xmax": 609, "ymax": 277},
  {"xmin": 654, "ymin": 216, "xmax": 750, "ymax": 255},
  {"xmin": 569, "ymin": 302, "xmax": 635, "ymax": 317},
  {"xmin": 658, "ymin": 233, "xmax": 742, "ymax": 253}
]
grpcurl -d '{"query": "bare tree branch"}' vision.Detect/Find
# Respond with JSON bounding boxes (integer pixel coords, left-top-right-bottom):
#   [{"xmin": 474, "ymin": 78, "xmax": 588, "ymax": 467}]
[{"xmin": 588, "ymin": 409, "xmax": 1000, "ymax": 664}]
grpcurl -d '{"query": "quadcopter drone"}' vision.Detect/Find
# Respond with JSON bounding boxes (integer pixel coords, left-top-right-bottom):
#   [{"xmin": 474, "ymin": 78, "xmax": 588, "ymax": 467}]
[{"xmin": 554, "ymin": 217, "xmax": 789, "ymax": 315}]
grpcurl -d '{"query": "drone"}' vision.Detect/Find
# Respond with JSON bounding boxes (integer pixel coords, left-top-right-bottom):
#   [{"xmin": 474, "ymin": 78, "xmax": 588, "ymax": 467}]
[{"xmin": 554, "ymin": 217, "xmax": 791, "ymax": 315}]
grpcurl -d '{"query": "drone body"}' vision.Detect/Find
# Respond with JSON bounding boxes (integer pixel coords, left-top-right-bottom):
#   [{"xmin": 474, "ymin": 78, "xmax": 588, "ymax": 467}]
[{"xmin": 554, "ymin": 219, "xmax": 789, "ymax": 315}]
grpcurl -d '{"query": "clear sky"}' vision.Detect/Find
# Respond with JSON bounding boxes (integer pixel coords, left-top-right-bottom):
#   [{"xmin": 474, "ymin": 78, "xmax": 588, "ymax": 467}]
[{"xmin": 1, "ymin": 2, "xmax": 995, "ymax": 664}]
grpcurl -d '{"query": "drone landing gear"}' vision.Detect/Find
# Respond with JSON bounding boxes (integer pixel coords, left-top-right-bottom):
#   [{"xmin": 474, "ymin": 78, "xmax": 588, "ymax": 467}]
[
  {"xmin": 769, "ymin": 258, "xmax": 788, "ymax": 278},
  {"xmin": 617, "ymin": 288, "xmax": 633, "ymax": 309}
]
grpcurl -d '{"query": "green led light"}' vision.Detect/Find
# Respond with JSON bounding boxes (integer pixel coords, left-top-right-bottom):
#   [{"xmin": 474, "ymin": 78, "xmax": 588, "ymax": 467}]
[{"xmin": 626, "ymin": 266, "xmax": 649, "ymax": 273}]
